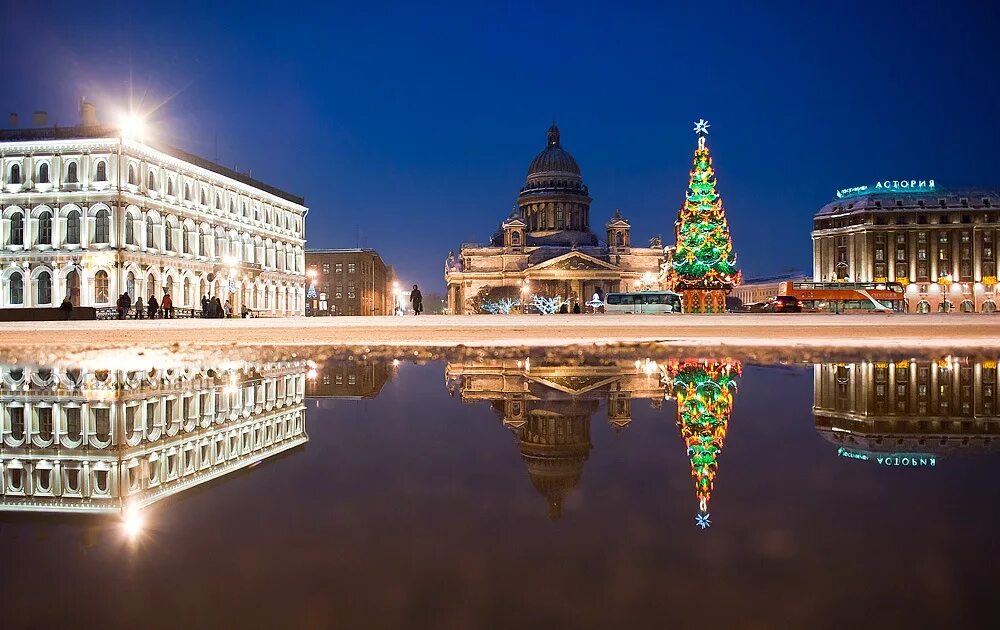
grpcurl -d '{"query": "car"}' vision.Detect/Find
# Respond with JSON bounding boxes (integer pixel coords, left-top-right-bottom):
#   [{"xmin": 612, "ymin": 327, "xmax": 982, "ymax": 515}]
[{"xmin": 764, "ymin": 295, "xmax": 802, "ymax": 313}]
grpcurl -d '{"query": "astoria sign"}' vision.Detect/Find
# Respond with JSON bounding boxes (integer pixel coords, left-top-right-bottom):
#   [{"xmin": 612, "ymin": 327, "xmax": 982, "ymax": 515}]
[{"xmin": 836, "ymin": 179, "xmax": 936, "ymax": 199}]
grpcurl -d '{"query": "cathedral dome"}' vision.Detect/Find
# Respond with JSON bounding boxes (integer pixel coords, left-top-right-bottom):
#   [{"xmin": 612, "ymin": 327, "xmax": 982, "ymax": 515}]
[{"xmin": 527, "ymin": 124, "xmax": 581, "ymax": 176}]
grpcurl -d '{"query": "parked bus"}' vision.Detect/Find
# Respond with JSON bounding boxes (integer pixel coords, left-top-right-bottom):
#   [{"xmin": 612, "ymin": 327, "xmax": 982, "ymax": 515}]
[
  {"xmin": 777, "ymin": 281, "xmax": 905, "ymax": 313},
  {"xmin": 604, "ymin": 291, "xmax": 683, "ymax": 314}
]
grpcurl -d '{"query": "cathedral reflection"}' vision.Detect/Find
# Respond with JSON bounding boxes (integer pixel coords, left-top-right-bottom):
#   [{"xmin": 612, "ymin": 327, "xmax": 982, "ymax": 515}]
[
  {"xmin": 814, "ymin": 358, "xmax": 1000, "ymax": 463},
  {"xmin": 0, "ymin": 361, "xmax": 308, "ymax": 516},
  {"xmin": 447, "ymin": 358, "xmax": 741, "ymax": 525}
]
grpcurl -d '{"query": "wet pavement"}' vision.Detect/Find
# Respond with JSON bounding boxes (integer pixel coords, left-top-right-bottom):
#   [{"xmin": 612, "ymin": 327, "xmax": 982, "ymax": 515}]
[{"xmin": 1, "ymin": 348, "xmax": 998, "ymax": 628}]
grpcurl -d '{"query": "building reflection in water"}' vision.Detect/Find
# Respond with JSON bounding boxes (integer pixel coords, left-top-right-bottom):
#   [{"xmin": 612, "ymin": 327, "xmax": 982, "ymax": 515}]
[
  {"xmin": 306, "ymin": 360, "xmax": 394, "ymax": 399},
  {"xmin": 0, "ymin": 361, "xmax": 308, "ymax": 523},
  {"xmin": 447, "ymin": 358, "xmax": 741, "ymax": 526},
  {"xmin": 814, "ymin": 358, "xmax": 1000, "ymax": 464}
]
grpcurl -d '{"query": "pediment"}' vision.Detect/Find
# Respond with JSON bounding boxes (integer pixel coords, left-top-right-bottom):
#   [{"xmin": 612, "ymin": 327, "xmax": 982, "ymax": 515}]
[
  {"xmin": 532, "ymin": 251, "xmax": 618, "ymax": 272},
  {"xmin": 529, "ymin": 374, "xmax": 622, "ymax": 395}
]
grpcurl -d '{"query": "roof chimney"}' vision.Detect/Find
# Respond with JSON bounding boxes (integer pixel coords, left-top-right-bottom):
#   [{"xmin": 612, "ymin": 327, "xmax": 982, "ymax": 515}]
[
  {"xmin": 79, "ymin": 98, "xmax": 98, "ymax": 127},
  {"xmin": 8, "ymin": 113, "xmax": 18, "ymax": 128},
  {"xmin": 32, "ymin": 111, "xmax": 48, "ymax": 127}
]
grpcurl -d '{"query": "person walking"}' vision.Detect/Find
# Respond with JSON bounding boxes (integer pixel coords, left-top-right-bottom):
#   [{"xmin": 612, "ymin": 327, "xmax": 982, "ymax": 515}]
[
  {"xmin": 59, "ymin": 296, "xmax": 73, "ymax": 319},
  {"xmin": 116, "ymin": 293, "xmax": 129, "ymax": 319},
  {"xmin": 161, "ymin": 292, "xmax": 173, "ymax": 319},
  {"xmin": 134, "ymin": 296, "xmax": 144, "ymax": 319},
  {"xmin": 410, "ymin": 284, "xmax": 423, "ymax": 315},
  {"xmin": 223, "ymin": 300, "xmax": 232, "ymax": 319},
  {"xmin": 201, "ymin": 295, "xmax": 209, "ymax": 319},
  {"xmin": 211, "ymin": 296, "xmax": 223, "ymax": 318},
  {"xmin": 147, "ymin": 295, "xmax": 159, "ymax": 319}
]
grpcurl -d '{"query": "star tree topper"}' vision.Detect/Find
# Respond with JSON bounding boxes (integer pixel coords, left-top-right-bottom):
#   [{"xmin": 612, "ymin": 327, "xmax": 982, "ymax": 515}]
[{"xmin": 693, "ymin": 118, "xmax": 710, "ymax": 135}]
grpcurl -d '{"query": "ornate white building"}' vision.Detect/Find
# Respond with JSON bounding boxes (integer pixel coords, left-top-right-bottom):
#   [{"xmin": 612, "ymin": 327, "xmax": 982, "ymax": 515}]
[
  {"xmin": 0, "ymin": 104, "xmax": 307, "ymax": 315},
  {"xmin": 0, "ymin": 359, "xmax": 307, "ymax": 514}
]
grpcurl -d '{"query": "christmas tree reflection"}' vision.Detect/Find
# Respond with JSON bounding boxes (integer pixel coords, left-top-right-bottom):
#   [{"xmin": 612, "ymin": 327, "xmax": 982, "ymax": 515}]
[{"xmin": 665, "ymin": 359, "xmax": 741, "ymax": 529}]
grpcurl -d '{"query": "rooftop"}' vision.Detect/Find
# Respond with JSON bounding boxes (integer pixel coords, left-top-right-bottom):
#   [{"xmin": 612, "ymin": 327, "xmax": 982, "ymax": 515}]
[
  {"xmin": 816, "ymin": 188, "xmax": 1000, "ymax": 217},
  {"xmin": 0, "ymin": 124, "xmax": 305, "ymax": 206}
]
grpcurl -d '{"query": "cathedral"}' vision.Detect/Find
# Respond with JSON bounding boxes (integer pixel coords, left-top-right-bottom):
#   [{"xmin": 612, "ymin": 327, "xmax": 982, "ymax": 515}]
[{"xmin": 444, "ymin": 124, "xmax": 665, "ymax": 314}]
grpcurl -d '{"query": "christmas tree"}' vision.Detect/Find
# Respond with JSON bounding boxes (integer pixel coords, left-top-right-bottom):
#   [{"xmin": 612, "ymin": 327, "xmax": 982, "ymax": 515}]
[
  {"xmin": 666, "ymin": 359, "xmax": 741, "ymax": 529},
  {"xmin": 666, "ymin": 119, "xmax": 741, "ymax": 313}
]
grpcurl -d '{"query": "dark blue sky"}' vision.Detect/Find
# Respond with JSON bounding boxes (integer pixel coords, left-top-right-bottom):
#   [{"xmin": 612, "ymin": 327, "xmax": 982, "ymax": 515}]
[{"xmin": 4, "ymin": 0, "xmax": 998, "ymax": 290}]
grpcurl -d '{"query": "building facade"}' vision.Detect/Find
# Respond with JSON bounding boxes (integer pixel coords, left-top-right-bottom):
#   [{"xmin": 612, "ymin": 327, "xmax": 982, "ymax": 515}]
[
  {"xmin": 305, "ymin": 248, "xmax": 394, "ymax": 316},
  {"xmin": 812, "ymin": 185, "xmax": 1000, "ymax": 313},
  {"xmin": 0, "ymin": 359, "xmax": 307, "ymax": 514},
  {"xmin": 445, "ymin": 125, "xmax": 664, "ymax": 314},
  {"xmin": 0, "ymin": 104, "xmax": 308, "ymax": 315}
]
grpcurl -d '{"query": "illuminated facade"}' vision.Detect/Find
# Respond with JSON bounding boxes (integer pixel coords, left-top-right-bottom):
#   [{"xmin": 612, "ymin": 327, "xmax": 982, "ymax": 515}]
[
  {"xmin": 0, "ymin": 360, "xmax": 307, "ymax": 514},
  {"xmin": 447, "ymin": 358, "xmax": 669, "ymax": 518},
  {"xmin": 445, "ymin": 125, "xmax": 664, "ymax": 314},
  {"xmin": 813, "ymin": 359, "xmax": 1000, "ymax": 460},
  {"xmin": 0, "ymin": 104, "xmax": 308, "ymax": 315},
  {"xmin": 812, "ymin": 187, "xmax": 1000, "ymax": 313}
]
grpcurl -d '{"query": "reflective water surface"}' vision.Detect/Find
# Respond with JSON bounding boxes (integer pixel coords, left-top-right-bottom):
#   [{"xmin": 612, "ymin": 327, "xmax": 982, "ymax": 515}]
[{"xmin": 2, "ymin": 353, "xmax": 999, "ymax": 628}]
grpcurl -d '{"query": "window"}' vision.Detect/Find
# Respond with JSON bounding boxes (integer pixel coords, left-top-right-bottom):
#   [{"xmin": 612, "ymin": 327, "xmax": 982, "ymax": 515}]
[
  {"xmin": 167, "ymin": 178, "xmax": 175, "ymax": 197},
  {"xmin": 94, "ymin": 408, "xmax": 110, "ymax": 441},
  {"xmin": 181, "ymin": 224, "xmax": 190, "ymax": 254},
  {"xmin": 148, "ymin": 171, "xmax": 156, "ymax": 191},
  {"xmin": 335, "ymin": 263, "xmax": 343, "ymax": 273},
  {"xmin": 94, "ymin": 209, "xmax": 110, "ymax": 243},
  {"xmin": 36, "ymin": 270, "xmax": 52, "ymax": 304},
  {"xmin": 10, "ymin": 212, "xmax": 24, "ymax": 245},
  {"xmin": 128, "ymin": 164, "xmax": 136, "ymax": 185},
  {"xmin": 66, "ymin": 210, "xmax": 81, "ymax": 244},
  {"xmin": 347, "ymin": 282, "xmax": 356, "ymax": 299},
  {"xmin": 38, "ymin": 162, "xmax": 49, "ymax": 184},
  {"xmin": 216, "ymin": 194, "xmax": 221, "ymax": 210},
  {"xmin": 322, "ymin": 263, "xmax": 330, "ymax": 274},
  {"xmin": 10, "ymin": 407, "xmax": 25, "ymax": 440},
  {"xmin": 165, "ymin": 223, "xmax": 173, "ymax": 251},
  {"xmin": 94, "ymin": 270, "xmax": 109, "ymax": 303},
  {"xmin": 348, "ymin": 263, "xmax": 356, "ymax": 274},
  {"xmin": 95, "ymin": 161, "xmax": 107, "ymax": 181},
  {"xmin": 9, "ymin": 272, "xmax": 24, "ymax": 304},
  {"xmin": 335, "ymin": 284, "xmax": 343, "ymax": 299},
  {"xmin": 66, "ymin": 407, "xmax": 82, "ymax": 440},
  {"xmin": 201, "ymin": 189, "xmax": 207, "ymax": 206},
  {"xmin": 10, "ymin": 163, "xmax": 21, "ymax": 184},
  {"xmin": 146, "ymin": 218, "xmax": 155, "ymax": 248},
  {"xmin": 185, "ymin": 183, "xmax": 191, "ymax": 201},
  {"xmin": 125, "ymin": 215, "xmax": 136, "ymax": 245},
  {"xmin": 38, "ymin": 210, "xmax": 53, "ymax": 245},
  {"xmin": 38, "ymin": 407, "xmax": 53, "ymax": 440}
]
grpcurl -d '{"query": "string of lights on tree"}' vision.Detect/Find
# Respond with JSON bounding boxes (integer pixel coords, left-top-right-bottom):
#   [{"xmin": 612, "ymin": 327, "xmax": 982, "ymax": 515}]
[
  {"xmin": 665, "ymin": 119, "xmax": 741, "ymax": 312},
  {"xmin": 666, "ymin": 359, "xmax": 742, "ymax": 529}
]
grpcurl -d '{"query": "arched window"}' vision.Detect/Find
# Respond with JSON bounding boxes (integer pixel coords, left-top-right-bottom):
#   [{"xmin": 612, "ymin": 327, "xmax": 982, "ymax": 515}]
[
  {"xmin": 242, "ymin": 202, "xmax": 247, "ymax": 218},
  {"xmin": 66, "ymin": 269, "xmax": 80, "ymax": 306},
  {"xmin": 181, "ymin": 224, "xmax": 190, "ymax": 254},
  {"xmin": 10, "ymin": 163, "xmax": 21, "ymax": 184},
  {"xmin": 95, "ymin": 161, "xmax": 107, "ymax": 181},
  {"xmin": 38, "ymin": 163, "xmax": 49, "ymax": 184},
  {"xmin": 215, "ymin": 194, "xmax": 221, "ymax": 210},
  {"xmin": 229, "ymin": 199, "xmax": 235, "ymax": 214},
  {"xmin": 36, "ymin": 271, "xmax": 52, "ymax": 304},
  {"xmin": 147, "ymin": 171, "xmax": 156, "ymax": 191},
  {"xmin": 94, "ymin": 209, "xmax": 110, "ymax": 244},
  {"xmin": 511, "ymin": 231, "xmax": 521, "ymax": 246},
  {"xmin": 128, "ymin": 165, "xmax": 137, "ymax": 185},
  {"xmin": 9, "ymin": 272, "xmax": 24, "ymax": 305},
  {"xmin": 125, "ymin": 214, "xmax": 136, "ymax": 245},
  {"xmin": 67, "ymin": 162, "xmax": 79, "ymax": 183},
  {"xmin": 199, "ymin": 230, "xmax": 207, "ymax": 257},
  {"xmin": 183, "ymin": 278, "xmax": 191, "ymax": 305},
  {"xmin": 66, "ymin": 210, "xmax": 81, "ymax": 245},
  {"xmin": 146, "ymin": 217, "xmax": 155, "ymax": 248},
  {"xmin": 983, "ymin": 301, "xmax": 997, "ymax": 313},
  {"xmin": 184, "ymin": 183, "xmax": 191, "ymax": 201},
  {"xmin": 164, "ymin": 222, "xmax": 174, "ymax": 251},
  {"xmin": 201, "ymin": 189, "xmax": 207, "ymax": 206},
  {"xmin": 167, "ymin": 178, "xmax": 175, "ymax": 197},
  {"xmin": 94, "ymin": 270, "xmax": 109, "ymax": 303},
  {"xmin": 10, "ymin": 212, "xmax": 24, "ymax": 246},
  {"xmin": 37, "ymin": 211, "xmax": 53, "ymax": 245},
  {"xmin": 961, "ymin": 299, "xmax": 975, "ymax": 313}
]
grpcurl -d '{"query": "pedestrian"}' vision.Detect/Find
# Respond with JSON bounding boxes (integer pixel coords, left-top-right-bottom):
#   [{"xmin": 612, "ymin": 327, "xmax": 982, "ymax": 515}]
[
  {"xmin": 410, "ymin": 284, "xmax": 423, "ymax": 315},
  {"xmin": 558, "ymin": 303, "xmax": 569, "ymax": 314},
  {"xmin": 147, "ymin": 295, "xmax": 159, "ymax": 319},
  {"xmin": 116, "ymin": 293, "xmax": 129, "ymax": 319},
  {"xmin": 212, "ymin": 296, "xmax": 223, "ymax": 318},
  {"xmin": 134, "ymin": 296, "xmax": 144, "ymax": 319},
  {"xmin": 59, "ymin": 295, "xmax": 73, "ymax": 319},
  {"xmin": 201, "ymin": 295, "xmax": 209, "ymax": 318},
  {"xmin": 241, "ymin": 304, "xmax": 250, "ymax": 319},
  {"xmin": 161, "ymin": 292, "xmax": 173, "ymax": 319},
  {"xmin": 572, "ymin": 302, "xmax": 581, "ymax": 314},
  {"xmin": 223, "ymin": 300, "xmax": 232, "ymax": 319}
]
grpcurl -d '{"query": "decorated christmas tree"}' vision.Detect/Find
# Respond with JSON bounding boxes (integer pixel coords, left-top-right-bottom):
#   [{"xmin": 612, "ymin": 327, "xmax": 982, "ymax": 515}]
[
  {"xmin": 666, "ymin": 359, "xmax": 741, "ymax": 529},
  {"xmin": 665, "ymin": 119, "xmax": 741, "ymax": 313}
]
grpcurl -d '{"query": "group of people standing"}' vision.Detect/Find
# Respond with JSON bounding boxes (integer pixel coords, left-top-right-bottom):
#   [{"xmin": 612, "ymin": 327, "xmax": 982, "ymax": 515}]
[{"xmin": 111, "ymin": 293, "xmax": 239, "ymax": 319}]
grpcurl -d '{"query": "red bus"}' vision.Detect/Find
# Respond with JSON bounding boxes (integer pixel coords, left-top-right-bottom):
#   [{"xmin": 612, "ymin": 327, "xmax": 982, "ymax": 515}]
[{"xmin": 777, "ymin": 281, "xmax": 906, "ymax": 313}]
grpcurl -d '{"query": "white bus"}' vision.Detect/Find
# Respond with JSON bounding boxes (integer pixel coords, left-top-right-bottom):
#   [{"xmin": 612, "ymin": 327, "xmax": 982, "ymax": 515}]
[{"xmin": 603, "ymin": 291, "xmax": 683, "ymax": 314}]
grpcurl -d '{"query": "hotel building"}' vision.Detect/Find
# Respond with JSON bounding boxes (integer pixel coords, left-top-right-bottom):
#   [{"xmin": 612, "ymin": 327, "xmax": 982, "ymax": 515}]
[
  {"xmin": 812, "ymin": 184, "xmax": 1000, "ymax": 312},
  {"xmin": 0, "ymin": 102, "xmax": 307, "ymax": 315}
]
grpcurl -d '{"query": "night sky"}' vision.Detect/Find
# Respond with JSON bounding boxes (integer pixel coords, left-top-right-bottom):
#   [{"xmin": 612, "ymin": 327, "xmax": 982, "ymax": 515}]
[{"xmin": 3, "ymin": 0, "xmax": 998, "ymax": 290}]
